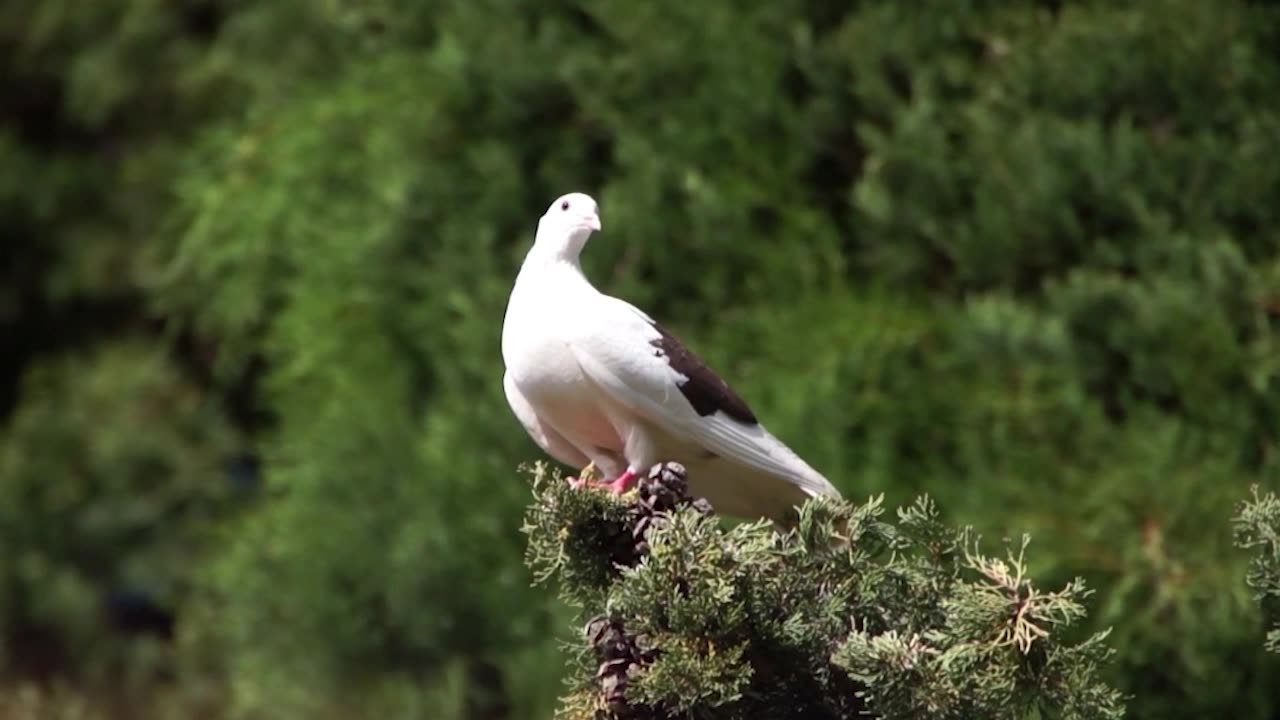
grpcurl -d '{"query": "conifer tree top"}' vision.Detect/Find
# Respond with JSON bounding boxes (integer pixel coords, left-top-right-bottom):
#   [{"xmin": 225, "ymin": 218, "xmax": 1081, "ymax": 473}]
[{"xmin": 523, "ymin": 462, "xmax": 1126, "ymax": 719}]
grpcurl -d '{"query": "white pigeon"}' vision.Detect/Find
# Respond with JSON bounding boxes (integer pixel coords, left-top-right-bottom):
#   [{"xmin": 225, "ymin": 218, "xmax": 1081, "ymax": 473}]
[{"xmin": 501, "ymin": 192, "xmax": 840, "ymax": 523}]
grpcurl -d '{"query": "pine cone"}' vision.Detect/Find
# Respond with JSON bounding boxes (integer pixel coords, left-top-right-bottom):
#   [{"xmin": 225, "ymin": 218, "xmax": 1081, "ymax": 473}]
[
  {"xmin": 584, "ymin": 615, "xmax": 662, "ymax": 719},
  {"xmin": 615, "ymin": 462, "xmax": 714, "ymax": 562},
  {"xmin": 637, "ymin": 462, "xmax": 690, "ymax": 512},
  {"xmin": 605, "ymin": 463, "xmax": 716, "ymax": 570}
]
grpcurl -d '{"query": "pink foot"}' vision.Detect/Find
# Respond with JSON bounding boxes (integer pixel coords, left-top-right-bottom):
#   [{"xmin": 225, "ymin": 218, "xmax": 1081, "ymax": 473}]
[{"xmin": 604, "ymin": 469, "xmax": 639, "ymax": 495}]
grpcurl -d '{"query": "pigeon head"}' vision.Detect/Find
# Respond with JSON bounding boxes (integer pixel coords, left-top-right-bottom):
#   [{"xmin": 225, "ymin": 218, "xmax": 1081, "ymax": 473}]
[{"xmin": 535, "ymin": 192, "xmax": 602, "ymax": 258}]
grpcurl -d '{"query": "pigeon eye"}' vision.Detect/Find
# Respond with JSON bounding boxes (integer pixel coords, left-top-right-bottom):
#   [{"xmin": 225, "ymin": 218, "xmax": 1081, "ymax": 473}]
[{"xmin": 560, "ymin": 200, "xmax": 570, "ymax": 211}]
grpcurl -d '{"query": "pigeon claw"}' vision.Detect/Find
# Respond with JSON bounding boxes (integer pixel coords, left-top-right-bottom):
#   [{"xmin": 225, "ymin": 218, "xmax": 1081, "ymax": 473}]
[
  {"xmin": 567, "ymin": 464, "xmax": 636, "ymax": 495},
  {"xmin": 604, "ymin": 469, "xmax": 639, "ymax": 495}
]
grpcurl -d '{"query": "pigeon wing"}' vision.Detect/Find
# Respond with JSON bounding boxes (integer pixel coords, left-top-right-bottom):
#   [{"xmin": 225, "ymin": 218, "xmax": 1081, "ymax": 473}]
[{"xmin": 566, "ymin": 299, "xmax": 837, "ymax": 500}]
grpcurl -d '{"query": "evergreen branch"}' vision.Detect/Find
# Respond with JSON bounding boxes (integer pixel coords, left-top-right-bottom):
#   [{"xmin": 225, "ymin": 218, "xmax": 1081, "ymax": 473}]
[
  {"xmin": 958, "ymin": 534, "xmax": 1089, "ymax": 654},
  {"xmin": 1233, "ymin": 485, "xmax": 1280, "ymax": 653}
]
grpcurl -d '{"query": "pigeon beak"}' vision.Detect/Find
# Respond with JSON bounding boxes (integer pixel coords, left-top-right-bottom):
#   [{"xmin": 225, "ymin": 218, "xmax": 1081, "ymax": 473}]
[{"xmin": 586, "ymin": 213, "xmax": 602, "ymax": 232}]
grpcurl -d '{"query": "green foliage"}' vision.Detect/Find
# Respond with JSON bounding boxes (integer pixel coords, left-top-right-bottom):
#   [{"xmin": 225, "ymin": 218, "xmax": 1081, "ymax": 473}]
[
  {"xmin": 2, "ymin": 0, "xmax": 1279, "ymax": 717},
  {"xmin": 0, "ymin": 343, "xmax": 237, "ymax": 684},
  {"xmin": 1234, "ymin": 487, "xmax": 1280, "ymax": 653},
  {"xmin": 525, "ymin": 463, "xmax": 1124, "ymax": 719}
]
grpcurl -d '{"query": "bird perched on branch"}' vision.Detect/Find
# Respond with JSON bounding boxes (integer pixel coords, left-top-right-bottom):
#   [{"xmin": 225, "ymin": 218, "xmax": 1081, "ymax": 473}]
[{"xmin": 501, "ymin": 192, "xmax": 839, "ymax": 523}]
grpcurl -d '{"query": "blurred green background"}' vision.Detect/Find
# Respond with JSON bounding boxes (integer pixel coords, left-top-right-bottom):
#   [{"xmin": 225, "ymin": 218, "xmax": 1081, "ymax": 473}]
[{"xmin": 2, "ymin": 0, "xmax": 1279, "ymax": 717}]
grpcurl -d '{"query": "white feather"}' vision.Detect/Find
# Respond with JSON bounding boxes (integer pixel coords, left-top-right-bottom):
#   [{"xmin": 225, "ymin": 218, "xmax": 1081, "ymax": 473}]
[{"xmin": 503, "ymin": 370, "xmax": 589, "ymax": 469}]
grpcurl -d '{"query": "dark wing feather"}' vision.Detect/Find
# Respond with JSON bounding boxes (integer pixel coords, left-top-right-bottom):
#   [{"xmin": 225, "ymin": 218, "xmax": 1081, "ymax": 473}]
[{"xmin": 648, "ymin": 321, "xmax": 758, "ymax": 425}]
